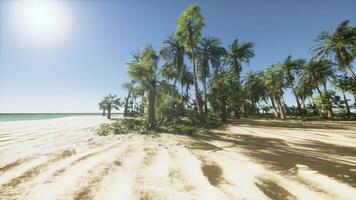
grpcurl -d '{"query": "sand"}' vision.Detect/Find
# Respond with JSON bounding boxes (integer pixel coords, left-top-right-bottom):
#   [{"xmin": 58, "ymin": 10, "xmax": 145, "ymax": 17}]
[{"xmin": 0, "ymin": 116, "xmax": 355, "ymax": 200}]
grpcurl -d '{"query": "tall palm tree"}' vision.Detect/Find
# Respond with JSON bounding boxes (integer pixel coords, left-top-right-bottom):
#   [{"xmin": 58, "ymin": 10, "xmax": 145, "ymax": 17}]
[
  {"xmin": 160, "ymin": 34, "xmax": 185, "ymax": 92},
  {"xmin": 176, "ymin": 4, "xmax": 205, "ymax": 120},
  {"xmin": 225, "ymin": 39, "xmax": 254, "ymax": 83},
  {"xmin": 312, "ymin": 20, "xmax": 356, "ymax": 78},
  {"xmin": 127, "ymin": 45, "xmax": 161, "ymax": 128},
  {"xmin": 225, "ymin": 39, "xmax": 254, "ymax": 118},
  {"xmin": 302, "ymin": 59, "xmax": 335, "ymax": 119},
  {"xmin": 281, "ymin": 55, "xmax": 305, "ymax": 113},
  {"xmin": 181, "ymin": 65, "xmax": 194, "ymax": 103},
  {"xmin": 197, "ymin": 36, "xmax": 226, "ymax": 115}
]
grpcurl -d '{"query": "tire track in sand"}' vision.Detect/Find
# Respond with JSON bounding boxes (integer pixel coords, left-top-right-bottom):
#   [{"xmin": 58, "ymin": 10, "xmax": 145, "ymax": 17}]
[{"xmin": 0, "ymin": 148, "xmax": 76, "ymax": 199}]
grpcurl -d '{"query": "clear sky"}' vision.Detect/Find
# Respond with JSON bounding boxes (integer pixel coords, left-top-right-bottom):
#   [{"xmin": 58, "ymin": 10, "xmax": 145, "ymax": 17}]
[{"xmin": 0, "ymin": 0, "xmax": 355, "ymax": 113}]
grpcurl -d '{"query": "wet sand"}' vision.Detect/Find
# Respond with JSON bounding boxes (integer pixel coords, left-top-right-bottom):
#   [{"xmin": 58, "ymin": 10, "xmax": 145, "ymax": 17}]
[{"xmin": 0, "ymin": 116, "xmax": 355, "ymax": 199}]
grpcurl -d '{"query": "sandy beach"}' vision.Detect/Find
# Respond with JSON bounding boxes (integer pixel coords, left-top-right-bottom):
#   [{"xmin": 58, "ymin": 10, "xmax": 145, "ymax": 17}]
[{"xmin": 0, "ymin": 116, "xmax": 355, "ymax": 200}]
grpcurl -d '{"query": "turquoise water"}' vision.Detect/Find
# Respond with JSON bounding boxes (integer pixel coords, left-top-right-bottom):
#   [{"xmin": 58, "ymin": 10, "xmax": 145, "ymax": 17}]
[{"xmin": 0, "ymin": 113, "xmax": 102, "ymax": 122}]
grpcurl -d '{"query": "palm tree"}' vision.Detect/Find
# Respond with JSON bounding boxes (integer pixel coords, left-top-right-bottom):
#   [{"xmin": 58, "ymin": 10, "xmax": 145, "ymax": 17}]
[
  {"xmin": 160, "ymin": 34, "xmax": 185, "ymax": 92},
  {"xmin": 181, "ymin": 65, "xmax": 194, "ymax": 103},
  {"xmin": 302, "ymin": 59, "xmax": 335, "ymax": 119},
  {"xmin": 176, "ymin": 4, "xmax": 205, "ymax": 120},
  {"xmin": 104, "ymin": 94, "xmax": 121, "ymax": 119},
  {"xmin": 225, "ymin": 39, "xmax": 254, "ymax": 83},
  {"xmin": 260, "ymin": 64, "xmax": 286, "ymax": 119},
  {"xmin": 98, "ymin": 99, "xmax": 106, "ymax": 116},
  {"xmin": 127, "ymin": 45, "xmax": 161, "ymax": 128},
  {"xmin": 333, "ymin": 76, "xmax": 351, "ymax": 117},
  {"xmin": 312, "ymin": 20, "xmax": 356, "ymax": 78},
  {"xmin": 244, "ymin": 71, "xmax": 266, "ymax": 113},
  {"xmin": 197, "ymin": 36, "xmax": 226, "ymax": 115},
  {"xmin": 225, "ymin": 39, "xmax": 254, "ymax": 118},
  {"xmin": 281, "ymin": 55, "xmax": 305, "ymax": 113},
  {"xmin": 122, "ymin": 80, "xmax": 136, "ymax": 117}
]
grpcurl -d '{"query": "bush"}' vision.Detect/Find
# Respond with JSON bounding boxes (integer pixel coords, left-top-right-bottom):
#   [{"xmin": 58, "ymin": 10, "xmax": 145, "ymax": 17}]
[
  {"xmin": 97, "ymin": 123, "xmax": 112, "ymax": 136},
  {"xmin": 167, "ymin": 124, "xmax": 197, "ymax": 136},
  {"xmin": 96, "ymin": 118, "xmax": 146, "ymax": 135}
]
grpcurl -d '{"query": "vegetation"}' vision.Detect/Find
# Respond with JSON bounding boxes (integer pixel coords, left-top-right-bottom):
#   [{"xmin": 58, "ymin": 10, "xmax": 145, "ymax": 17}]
[{"xmin": 99, "ymin": 4, "xmax": 356, "ymax": 135}]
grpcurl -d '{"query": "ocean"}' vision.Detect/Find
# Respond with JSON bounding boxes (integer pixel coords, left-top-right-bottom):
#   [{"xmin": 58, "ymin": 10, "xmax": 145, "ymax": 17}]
[{"xmin": 0, "ymin": 113, "xmax": 103, "ymax": 122}]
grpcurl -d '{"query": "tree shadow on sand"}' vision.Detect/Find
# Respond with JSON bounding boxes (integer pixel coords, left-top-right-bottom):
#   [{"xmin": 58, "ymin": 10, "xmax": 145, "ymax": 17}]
[
  {"xmin": 188, "ymin": 129, "xmax": 356, "ymax": 187},
  {"xmin": 230, "ymin": 119, "xmax": 356, "ymax": 131}
]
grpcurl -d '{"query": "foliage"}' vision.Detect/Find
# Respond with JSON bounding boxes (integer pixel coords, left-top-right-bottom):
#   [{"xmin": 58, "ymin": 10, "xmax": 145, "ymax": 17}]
[{"xmin": 96, "ymin": 118, "xmax": 146, "ymax": 136}]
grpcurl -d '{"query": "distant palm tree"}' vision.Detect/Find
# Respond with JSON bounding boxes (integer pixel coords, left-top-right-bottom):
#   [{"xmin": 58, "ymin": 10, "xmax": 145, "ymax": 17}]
[
  {"xmin": 197, "ymin": 36, "xmax": 226, "ymax": 115},
  {"xmin": 302, "ymin": 59, "xmax": 335, "ymax": 119},
  {"xmin": 281, "ymin": 55, "xmax": 305, "ymax": 113},
  {"xmin": 225, "ymin": 39, "xmax": 254, "ymax": 83},
  {"xmin": 225, "ymin": 39, "xmax": 254, "ymax": 118},
  {"xmin": 160, "ymin": 34, "xmax": 185, "ymax": 91},
  {"xmin": 260, "ymin": 64, "xmax": 286, "ymax": 119},
  {"xmin": 312, "ymin": 20, "xmax": 356, "ymax": 78},
  {"xmin": 104, "ymin": 94, "xmax": 121, "ymax": 119},
  {"xmin": 98, "ymin": 99, "xmax": 106, "ymax": 116},
  {"xmin": 333, "ymin": 76, "xmax": 351, "ymax": 117}
]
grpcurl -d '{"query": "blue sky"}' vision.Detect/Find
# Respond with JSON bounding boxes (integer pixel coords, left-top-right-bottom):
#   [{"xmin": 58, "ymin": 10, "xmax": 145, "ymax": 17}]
[{"xmin": 0, "ymin": 0, "xmax": 355, "ymax": 113}]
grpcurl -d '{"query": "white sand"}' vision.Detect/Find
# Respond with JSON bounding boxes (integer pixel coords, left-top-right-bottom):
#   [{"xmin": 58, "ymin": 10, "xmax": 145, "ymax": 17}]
[{"xmin": 0, "ymin": 116, "xmax": 355, "ymax": 199}]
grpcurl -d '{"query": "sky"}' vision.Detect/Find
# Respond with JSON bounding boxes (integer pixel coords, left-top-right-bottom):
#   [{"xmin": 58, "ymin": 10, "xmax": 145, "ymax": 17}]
[{"xmin": 0, "ymin": 0, "xmax": 355, "ymax": 113}]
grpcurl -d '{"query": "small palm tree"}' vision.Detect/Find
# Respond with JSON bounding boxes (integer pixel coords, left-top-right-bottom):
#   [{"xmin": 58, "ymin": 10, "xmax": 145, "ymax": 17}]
[
  {"xmin": 98, "ymin": 99, "xmax": 107, "ymax": 116},
  {"xmin": 104, "ymin": 94, "xmax": 121, "ymax": 119}
]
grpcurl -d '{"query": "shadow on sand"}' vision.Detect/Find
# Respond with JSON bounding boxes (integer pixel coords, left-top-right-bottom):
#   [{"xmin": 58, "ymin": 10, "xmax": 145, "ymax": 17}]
[
  {"xmin": 187, "ymin": 122, "xmax": 356, "ymax": 187},
  {"xmin": 230, "ymin": 119, "xmax": 356, "ymax": 131}
]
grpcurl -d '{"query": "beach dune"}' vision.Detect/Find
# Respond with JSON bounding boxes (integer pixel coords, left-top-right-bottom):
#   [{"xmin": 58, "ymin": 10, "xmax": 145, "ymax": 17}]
[{"xmin": 0, "ymin": 116, "xmax": 355, "ymax": 199}]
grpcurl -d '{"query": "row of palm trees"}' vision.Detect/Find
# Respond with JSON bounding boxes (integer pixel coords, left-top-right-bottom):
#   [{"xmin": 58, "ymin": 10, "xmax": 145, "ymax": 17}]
[{"xmin": 115, "ymin": 4, "xmax": 355, "ymax": 126}]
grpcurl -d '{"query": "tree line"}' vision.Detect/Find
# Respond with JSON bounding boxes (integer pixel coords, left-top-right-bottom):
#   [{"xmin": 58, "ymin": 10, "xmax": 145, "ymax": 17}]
[{"xmin": 100, "ymin": 4, "xmax": 356, "ymax": 127}]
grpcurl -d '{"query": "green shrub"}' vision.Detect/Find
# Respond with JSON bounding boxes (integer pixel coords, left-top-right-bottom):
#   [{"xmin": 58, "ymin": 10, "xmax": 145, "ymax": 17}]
[
  {"xmin": 97, "ymin": 118, "xmax": 146, "ymax": 136},
  {"xmin": 167, "ymin": 124, "xmax": 197, "ymax": 135},
  {"xmin": 97, "ymin": 123, "xmax": 112, "ymax": 136}
]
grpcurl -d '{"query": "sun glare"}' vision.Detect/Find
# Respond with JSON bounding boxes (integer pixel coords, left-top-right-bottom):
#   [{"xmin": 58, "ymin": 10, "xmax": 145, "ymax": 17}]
[{"xmin": 10, "ymin": 0, "xmax": 73, "ymax": 47}]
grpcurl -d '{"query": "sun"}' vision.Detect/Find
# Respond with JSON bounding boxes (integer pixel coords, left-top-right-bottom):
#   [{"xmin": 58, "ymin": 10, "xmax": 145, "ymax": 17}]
[{"xmin": 10, "ymin": 0, "xmax": 73, "ymax": 47}]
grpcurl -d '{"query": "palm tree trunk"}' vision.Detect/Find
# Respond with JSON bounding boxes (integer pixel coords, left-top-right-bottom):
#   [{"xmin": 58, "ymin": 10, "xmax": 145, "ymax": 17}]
[
  {"xmin": 147, "ymin": 82, "xmax": 156, "ymax": 128},
  {"xmin": 202, "ymin": 77, "xmax": 208, "ymax": 116},
  {"xmin": 269, "ymin": 96, "xmax": 279, "ymax": 118},
  {"xmin": 316, "ymin": 86, "xmax": 333, "ymax": 119},
  {"xmin": 342, "ymin": 89, "xmax": 351, "ymax": 118},
  {"xmin": 123, "ymin": 88, "xmax": 132, "ymax": 117},
  {"xmin": 141, "ymin": 91, "xmax": 145, "ymax": 114},
  {"xmin": 276, "ymin": 96, "xmax": 286, "ymax": 120},
  {"xmin": 102, "ymin": 108, "xmax": 106, "ymax": 116},
  {"xmin": 346, "ymin": 64, "xmax": 356, "ymax": 78},
  {"xmin": 291, "ymin": 87, "xmax": 301, "ymax": 113},
  {"xmin": 221, "ymin": 96, "xmax": 227, "ymax": 122},
  {"xmin": 107, "ymin": 106, "xmax": 111, "ymax": 119},
  {"xmin": 190, "ymin": 46, "xmax": 204, "ymax": 119},
  {"xmin": 181, "ymin": 83, "xmax": 184, "ymax": 102}
]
